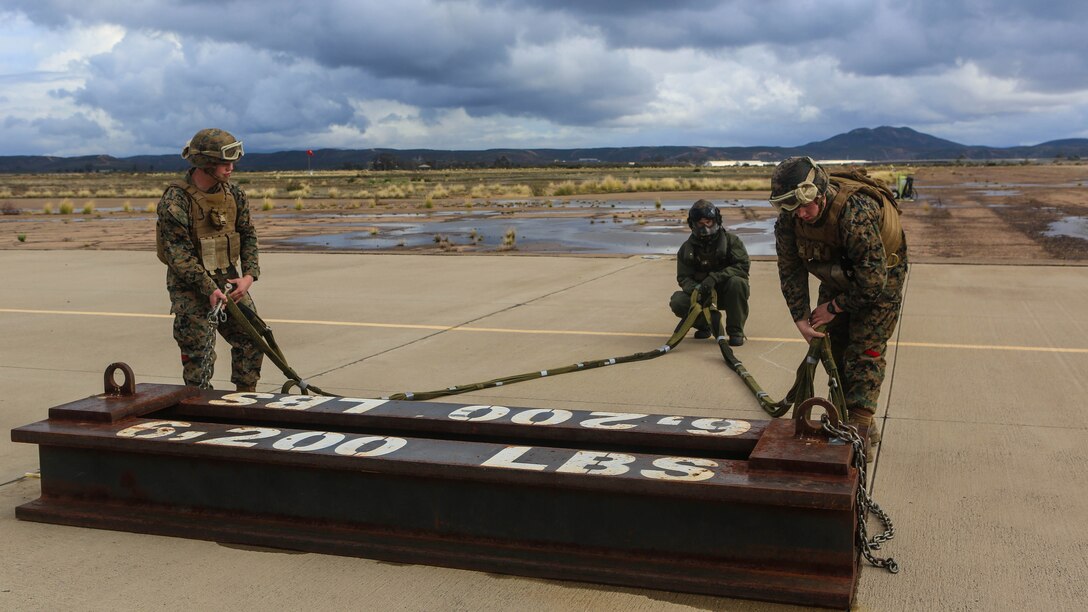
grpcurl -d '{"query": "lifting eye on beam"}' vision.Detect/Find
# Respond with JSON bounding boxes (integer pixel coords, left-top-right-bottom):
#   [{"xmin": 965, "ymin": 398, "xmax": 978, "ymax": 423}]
[{"xmin": 12, "ymin": 363, "xmax": 871, "ymax": 609}]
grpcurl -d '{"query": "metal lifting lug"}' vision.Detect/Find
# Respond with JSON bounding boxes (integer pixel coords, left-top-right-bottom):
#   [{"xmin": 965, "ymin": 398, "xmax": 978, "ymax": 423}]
[
  {"xmin": 794, "ymin": 396, "xmax": 840, "ymax": 439},
  {"xmin": 103, "ymin": 362, "xmax": 136, "ymax": 397}
]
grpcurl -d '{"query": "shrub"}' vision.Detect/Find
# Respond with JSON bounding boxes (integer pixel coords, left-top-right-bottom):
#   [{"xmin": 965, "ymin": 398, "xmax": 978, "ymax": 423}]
[
  {"xmin": 17, "ymin": 233, "xmax": 26, "ymax": 242},
  {"xmin": 82, "ymin": 202, "xmax": 95, "ymax": 215},
  {"xmin": 428, "ymin": 184, "xmax": 451, "ymax": 200},
  {"xmin": 502, "ymin": 184, "xmax": 533, "ymax": 198},
  {"xmin": 294, "ymin": 198, "xmax": 304, "ymax": 211},
  {"xmin": 59, "ymin": 199, "xmax": 74, "ymax": 214},
  {"xmin": 597, "ymin": 175, "xmax": 625, "ymax": 193},
  {"xmin": 501, "ymin": 226, "xmax": 517, "ymax": 250},
  {"xmin": 550, "ymin": 181, "xmax": 578, "ymax": 196},
  {"xmin": 43, "ymin": 203, "xmax": 53, "ymax": 214}
]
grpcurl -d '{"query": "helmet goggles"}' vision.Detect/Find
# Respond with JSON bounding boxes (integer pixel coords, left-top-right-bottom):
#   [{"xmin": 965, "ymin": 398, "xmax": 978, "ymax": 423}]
[
  {"xmin": 769, "ymin": 165, "xmax": 819, "ymax": 212},
  {"xmin": 184, "ymin": 139, "xmax": 244, "ymax": 162}
]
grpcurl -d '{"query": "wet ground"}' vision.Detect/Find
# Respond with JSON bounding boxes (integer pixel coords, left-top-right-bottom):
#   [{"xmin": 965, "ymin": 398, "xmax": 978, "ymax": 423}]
[
  {"xmin": 3, "ymin": 164, "xmax": 1088, "ymax": 262},
  {"xmin": 274, "ymin": 198, "xmax": 777, "ymax": 255}
]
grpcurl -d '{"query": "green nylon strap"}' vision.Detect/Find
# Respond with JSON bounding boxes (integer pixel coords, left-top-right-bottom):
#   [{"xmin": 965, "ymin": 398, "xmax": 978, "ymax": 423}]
[
  {"xmin": 222, "ymin": 297, "xmax": 337, "ymax": 397},
  {"xmin": 714, "ymin": 313, "xmax": 846, "ymax": 419},
  {"xmin": 383, "ymin": 288, "xmax": 717, "ymax": 402},
  {"xmin": 221, "ymin": 285, "xmax": 843, "ymax": 421}
]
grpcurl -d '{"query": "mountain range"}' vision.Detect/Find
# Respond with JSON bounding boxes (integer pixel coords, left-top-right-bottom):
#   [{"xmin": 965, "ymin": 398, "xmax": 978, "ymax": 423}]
[{"xmin": 2, "ymin": 126, "xmax": 1086, "ymax": 173}]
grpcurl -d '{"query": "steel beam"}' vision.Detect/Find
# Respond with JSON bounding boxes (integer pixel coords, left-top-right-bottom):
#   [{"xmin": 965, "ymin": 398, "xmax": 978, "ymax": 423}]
[{"xmin": 12, "ymin": 364, "xmax": 862, "ymax": 608}]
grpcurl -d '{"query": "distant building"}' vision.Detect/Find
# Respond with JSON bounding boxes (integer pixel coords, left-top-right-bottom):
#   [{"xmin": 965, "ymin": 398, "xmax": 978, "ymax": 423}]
[
  {"xmin": 703, "ymin": 160, "xmax": 775, "ymax": 167},
  {"xmin": 814, "ymin": 159, "xmax": 870, "ymax": 166},
  {"xmin": 704, "ymin": 159, "xmax": 870, "ymax": 168}
]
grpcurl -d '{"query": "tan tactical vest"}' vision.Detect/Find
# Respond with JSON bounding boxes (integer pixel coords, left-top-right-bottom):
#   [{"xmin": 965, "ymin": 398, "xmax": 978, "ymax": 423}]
[
  {"xmin": 792, "ymin": 171, "xmax": 903, "ymax": 289},
  {"xmin": 156, "ymin": 181, "xmax": 241, "ymax": 275}
]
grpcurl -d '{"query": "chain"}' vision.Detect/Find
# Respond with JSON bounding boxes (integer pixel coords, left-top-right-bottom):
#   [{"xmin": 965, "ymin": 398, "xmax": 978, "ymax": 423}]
[
  {"xmin": 197, "ymin": 299, "xmax": 228, "ymax": 389},
  {"xmin": 821, "ymin": 416, "xmax": 901, "ymax": 574}
]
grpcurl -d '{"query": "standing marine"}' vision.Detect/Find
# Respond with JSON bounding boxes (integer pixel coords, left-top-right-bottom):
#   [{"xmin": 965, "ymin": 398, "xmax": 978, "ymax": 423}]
[
  {"xmin": 770, "ymin": 157, "xmax": 907, "ymax": 450},
  {"xmin": 156, "ymin": 128, "xmax": 263, "ymax": 391},
  {"xmin": 669, "ymin": 199, "xmax": 750, "ymax": 346}
]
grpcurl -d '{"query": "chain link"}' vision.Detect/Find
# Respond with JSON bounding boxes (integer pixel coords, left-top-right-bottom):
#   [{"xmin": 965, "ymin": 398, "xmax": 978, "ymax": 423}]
[
  {"xmin": 197, "ymin": 300, "xmax": 228, "ymax": 389},
  {"xmin": 822, "ymin": 416, "xmax": 901, "ymax": 574}
]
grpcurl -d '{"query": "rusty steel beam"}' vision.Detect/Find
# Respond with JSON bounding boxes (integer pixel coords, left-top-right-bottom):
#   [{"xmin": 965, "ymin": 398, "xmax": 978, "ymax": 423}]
[{"xmin": 11, "ymin": 364, "xmax": 862, "ymax": 608}]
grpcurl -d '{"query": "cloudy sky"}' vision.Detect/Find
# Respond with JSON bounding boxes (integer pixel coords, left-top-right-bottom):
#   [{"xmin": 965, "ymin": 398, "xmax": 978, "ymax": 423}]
[{"xmin": 2, "ymin": 0, "xmax": 1086, "ymax": 156}]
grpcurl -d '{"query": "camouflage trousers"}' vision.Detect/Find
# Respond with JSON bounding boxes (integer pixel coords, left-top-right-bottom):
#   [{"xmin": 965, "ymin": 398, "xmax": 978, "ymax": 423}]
[
  {"xmin": 669, "ymin": 275, "xmax": 750, "ymax": 336},
  {"xmin": 822, "ymin": 300, "xmax": 901, "ymax": 421},
  {"xmin": 170, "ymin": 287, "xmax": 263, "ymax": 389}
]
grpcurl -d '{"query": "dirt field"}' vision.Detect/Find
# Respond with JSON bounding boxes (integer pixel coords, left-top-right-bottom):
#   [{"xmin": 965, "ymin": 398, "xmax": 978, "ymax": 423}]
[{"xmin": 2, "ymin": 163, "xmax": 1086, "ymax": 263}]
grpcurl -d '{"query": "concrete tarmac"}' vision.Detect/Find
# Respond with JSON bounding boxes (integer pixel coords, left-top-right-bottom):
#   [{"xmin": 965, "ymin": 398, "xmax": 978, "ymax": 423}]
[{"xmin": 1, "ymin": 251, "xmax": 1086, "ymax": 611}]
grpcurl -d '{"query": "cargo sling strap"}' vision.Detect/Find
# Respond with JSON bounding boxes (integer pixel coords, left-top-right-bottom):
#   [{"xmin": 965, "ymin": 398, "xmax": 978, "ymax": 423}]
[
  {"xmin": 382, "ymin": 287, "xmax": 720, "ymax": 401},
  {"xmin": 210, "ymin": 287, "xmax": 335, "ymax": 397},
  {"xmin": 212, "ymin": 288, "xmax": 715, "ymax": 401},
  {"xmin": 217, "ymin": 285, "xmax": 846, "ymax": 422},
  {"xmin": 381, "ymin": 288, "xmax": 847, "ymax": 423}
]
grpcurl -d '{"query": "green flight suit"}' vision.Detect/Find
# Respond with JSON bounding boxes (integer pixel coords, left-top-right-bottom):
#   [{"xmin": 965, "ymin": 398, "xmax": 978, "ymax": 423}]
[{"xmin": 670, "ymin": 229, "xmax": 751, "ymax": 337}]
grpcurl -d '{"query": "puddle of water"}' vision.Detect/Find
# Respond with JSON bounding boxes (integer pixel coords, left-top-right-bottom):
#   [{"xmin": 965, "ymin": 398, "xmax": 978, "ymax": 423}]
[
  {"xmin": 279, "ymin": 213, "xmax": 779, "ymax": 255},
  {"xmin": 0, "ymin": 215, "xmax": 152, "ymax": 223},
  {"xmin": 497, "ymin": 198, "xmax": 770, "ymax": 211},
  {"xmin": 971, "ymin": 189, "xmax": 1021, "ymax": 197},
  {"xmin": 267, "ymin": 210, "xmax": 489, "ymax": 220},
  {"xmin": 1043, "ymin": 216, "xmax": 1088, "ymax": 241},
  {"xmin": 926, "ymin": 181, "xmax": 1086, "ymax": 189}
]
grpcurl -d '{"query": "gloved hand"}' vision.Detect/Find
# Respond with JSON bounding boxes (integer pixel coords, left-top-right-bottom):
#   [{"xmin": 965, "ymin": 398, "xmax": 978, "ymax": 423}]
[
  {"xmin": 700, "ymin": 278, "xmax": 718, "ymax": 302},
  {"xmin": 695, "ymin": 281, "xmax": 715, "ymax": 306}
]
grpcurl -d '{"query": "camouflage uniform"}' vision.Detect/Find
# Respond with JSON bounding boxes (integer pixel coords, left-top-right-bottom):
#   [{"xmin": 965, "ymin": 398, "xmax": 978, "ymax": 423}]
[
  {"xmin": 157, "ymin": 168, "xmax": 263, "ymax": 388},
  {"xmin": 670, "ymin": 228, "xmax": 751, "ymax": 337},
  {"xmin": 775, "ymin": 187, "xmax": 908, "ymax": 421}
]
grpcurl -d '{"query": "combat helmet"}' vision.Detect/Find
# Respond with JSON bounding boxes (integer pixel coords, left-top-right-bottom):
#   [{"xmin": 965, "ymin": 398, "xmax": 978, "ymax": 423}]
[
  {"xmin": 687, "ymin": 199, "xmax": 722, "ymax": 242},
  {"xmin": 182, "ymin": 128, "xmax": 244, "ymax": 169},
  {"xmin": 769, "ymin": 156, "xmax": 828, "ymax": 212}
]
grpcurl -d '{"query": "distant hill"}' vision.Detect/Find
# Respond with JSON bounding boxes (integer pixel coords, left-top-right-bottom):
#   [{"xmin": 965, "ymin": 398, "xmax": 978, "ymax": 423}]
[{"xmin": 2, "ymin": 126, "xmax": 1087, "ymax": 173}]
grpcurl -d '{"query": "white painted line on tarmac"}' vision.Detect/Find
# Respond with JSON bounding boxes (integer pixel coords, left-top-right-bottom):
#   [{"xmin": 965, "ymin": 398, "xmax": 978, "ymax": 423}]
[
  {"xmin": 0, "ymin": 308, "xmax": 173, "ymax": 320},
  {"xmin": 3, "ymin": 308, "xmax": 1087, "ymax": 354}
]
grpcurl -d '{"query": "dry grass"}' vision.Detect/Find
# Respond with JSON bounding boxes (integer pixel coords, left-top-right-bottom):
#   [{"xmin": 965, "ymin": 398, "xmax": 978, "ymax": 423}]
[{"xmin": 0, "ymin": 165, "xmax": 783, "ymax": 214}]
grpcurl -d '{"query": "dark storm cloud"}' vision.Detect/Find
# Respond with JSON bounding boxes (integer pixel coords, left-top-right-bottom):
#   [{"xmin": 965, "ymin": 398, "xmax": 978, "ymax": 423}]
[
  {"xmin": 2, "ymin": 114, "xmax": 105, "ymax": 155},
  {"xmin": 49, "ymin": 31, "xmax": 368, "ymax": 151},
  {"xmin": 496, "ymin": 0, "xmax": 1088, "ymax": 91},
  {"xmin": 5, "ymin": 0, "xmax": 654, "ymax": 131},
  {"xmin": 3, "ymin": 0, "xmax": 1088, "ymax": 153},
  {"xmin": 10, "ymin": 0, "xmax": 1088, "ymax": 94},
  {"xmin": 31, "ymin": 112, "xmax": 106, "ymax": 138}
]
